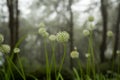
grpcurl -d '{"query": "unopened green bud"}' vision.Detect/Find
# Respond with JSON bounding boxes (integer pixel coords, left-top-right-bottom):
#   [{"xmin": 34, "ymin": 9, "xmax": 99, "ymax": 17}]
[
  {"xmin": 88, "ymin": 16, "xmax": 94, "ymax": 22},
  {"xmin": 83, "ymin": 30, "xmax": 90, "ymax": 36},
  {"xmin": 70, "ymin": 50, "xmax": 79, "ymax": 59},
  {"xmin": 107, "ymin": 31, "xmax": 113, "ymax": 37},
  {"xmin": 14, "ymin": 48, "xmax": 20, "ymax": 53}
]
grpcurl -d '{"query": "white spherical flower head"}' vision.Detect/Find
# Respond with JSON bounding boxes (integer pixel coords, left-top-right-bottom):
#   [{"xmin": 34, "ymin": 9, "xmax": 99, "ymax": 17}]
[
  {"xmin": 44, "ymin": 32, "xmax": 49, "ymax": 37},
  {"xmin": 88, "ymin": 16, "xmax": 94, "ymax": 22},
  {"xmin": 70, "ymin": 51, "xmax": 79, "ymax": 59},
  {"xmin": 107, "ymin": 31, "xmax": 113, "ymax": 37},
  {"xmin": 14, "ymin": 48, "xmax": 20, "ymax": 53},
  {"xmin": 105, "ymin": 48, "xmax": 113, "ymax": 59},
  {"xmin": 39, "ymin": 22, "xmax": 45, "ymax": 28},
  {"xmin": 0, "ymin": 44, "xmax": 10, "ymax": 53},
  {"xmin": 56, "ymin": 31, "xmax": 70, "ymax": 43},
  {"xmin": 85, "ymin": 53, "xmax": 90, "ymax": 58},
  {"xmin": 88, "ymin": 24, "xmax": 95, "ymax": 30},
  {"xmin": 49, "ymin": 35, "xmax": 56, "ymax": 41},
  {"xmin": 38, "ymin": 28, "xmax": 46, "ymax": 35},
  {"xmin": 83, "ymin": 30, "xmax": 90, "ymax": 36},
  {"xmin": 0, "ymin": 34, "xmax": 4, "ymax": 44},
  {"xmin": 116, "ymin": 50, "xmax": 120, "ymax": 55},
  {"xmin": 38, "ymin": 28, "xmax": 49, "ymax": 37}
]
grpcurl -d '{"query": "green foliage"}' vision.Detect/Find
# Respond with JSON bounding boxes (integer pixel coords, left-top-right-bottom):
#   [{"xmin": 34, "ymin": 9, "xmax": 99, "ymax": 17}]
[{"xmin": 31, "ymin": 66, "xmax": 74, "ymax": 80}]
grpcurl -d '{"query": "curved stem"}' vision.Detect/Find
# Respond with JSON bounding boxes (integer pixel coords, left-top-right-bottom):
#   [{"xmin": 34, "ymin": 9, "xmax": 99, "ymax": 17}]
[
  {"xmin": 57, "ymin": 43, "xmax": 66, "ymax": 80},
  {"xmin": 17, "ymin": 54, "xmax": 26, "ymax": 80}
]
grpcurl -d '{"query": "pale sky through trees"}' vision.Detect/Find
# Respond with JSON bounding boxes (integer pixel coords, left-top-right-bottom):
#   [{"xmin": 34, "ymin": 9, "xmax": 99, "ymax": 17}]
[
  {"xmin": 0, "ymin": 0, "xmax": 100, "ymax": 24},
  {"xmin": 19, "ymin": 0, "xmax": 100, "ymax": 22}
]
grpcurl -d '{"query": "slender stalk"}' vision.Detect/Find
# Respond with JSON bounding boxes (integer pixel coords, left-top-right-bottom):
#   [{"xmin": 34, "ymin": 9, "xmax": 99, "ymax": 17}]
[
  {"xmin": 57, "ymin": 43, "xmax": 66, "ymax": 80},
  {"xmin": 73, "ymin": 67, "xmax": 80, "ymax": 80},
  {"xmin": 86, "ymin": 39, "xmax": 91, "ymax": 77},
  {"xmin": 89, "ymin": 30, "xmax": 96, "ymax": 79},
  {"xmin": 9, "ymin": 59, "xmax": 23, "ymax": 79},
  {"xmin": 50, "ymin": 42, "xmax": 56, "ymax": 79},
  {"xmin": 6, "ymin": 56, "xmax": 15, "ymax": 80},
  {"xmin": 17, "ymin": 54, "xmax": 26, "ymax": 80},
  {"xmin": 78, "ymin": 59, "xmax": 83, "ymax": 79},
  {"xmin": 59, "ymin": 44, "xmax": 66, "ymax": 72},
  {"xmin": 44, "ymin": 39, "xmax": 50, "ymax": 80},
  {"xmin": 86, "ymin": 56, "xmax": 91, "ymax": 77}
]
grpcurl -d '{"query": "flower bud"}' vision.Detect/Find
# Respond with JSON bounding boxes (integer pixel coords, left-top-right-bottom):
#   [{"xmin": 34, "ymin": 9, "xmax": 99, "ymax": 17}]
[
  {"xmin": 38, "ymin": 28, "xmax": 49, "ymax": 37},
  {"xmin": 14, "ymin": 48, "xmax": 20, "ymax": 53},
  {"xmin": 107, "ymin": 31, "xmax": 113, "ymax": 37},
  {"xmin": 87, "ymin": 24, "xmax": 95, "ymax": 30},
  {"xmin": 83, "ymin": 30, "xmax": 90, "ymax": 36},
  {"xmin": 39, "ymin": 22, "xmax": 45, "ymax": 28},
  {"xmin": 88, "ymin": 16, "xmax": 94, "ymax": 22},
  {"xmin": 70, "ymin": 50, "xmax": 79, "ymax": 59},
  {"xmin": 116, "ymin": 50, "xmax": 120, "ymax": 55},
  {"xmin": 49, "ymin": 35, "xmax": 56, "ymax": 41}
]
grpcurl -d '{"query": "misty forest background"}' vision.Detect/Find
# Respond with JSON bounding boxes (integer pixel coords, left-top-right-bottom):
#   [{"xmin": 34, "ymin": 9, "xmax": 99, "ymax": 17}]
[{"xmin": 0, "ymin": 0, "xmax": 120, "ymax": 78}]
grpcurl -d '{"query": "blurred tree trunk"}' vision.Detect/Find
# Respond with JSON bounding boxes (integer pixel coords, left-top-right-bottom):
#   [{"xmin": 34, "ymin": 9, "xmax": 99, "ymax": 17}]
[
  {"xmin": 15, "ymin": 0, "xmax": 19, "ymax": 44},
  {"xmin": 111, "ymin": 3, "xmax": 120, "ymax": 60},
  {"xmin": 68, "ymin": 0, "xmax": 74, "ymax": 69},
  {"xmin": 100, "ymin": 0, "xmax": 108, "ymax": 63},
  {"xmin": 6, "ymin": 0, "xmax": 19, "ymax": 62}
]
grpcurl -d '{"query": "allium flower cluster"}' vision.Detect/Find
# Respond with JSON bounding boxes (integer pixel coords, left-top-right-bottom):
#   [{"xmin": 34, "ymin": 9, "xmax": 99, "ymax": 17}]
[
  {"xmin": 87, "ymin": 24, "xmax": 95, "ymax": 30},
  {"xmin": 14, "ymin": 48, "xmax": 20, "ymax": 53},
  {"xmin": 88, "ymin": 16, "xmax": 94, "ymax": 22},
  {"xmin": 38, "ymin": 28, "xmax": 49, "ymax": 37},
  {"xmin": 0, "ymin": 34, "xmax": 4, "ymax": 44},
  {"xmin": 116, "ymin": 50, "xmax": 120, "ymax": 55},
  {"xmin": 0, "ymin": 44, "xmax": 10, "ymax": 53},
  {"xmin": 83, "ymin": 30, "xmax": 90, "ymax": 36},
  {"xmin": 49, "ymin": 35, "xmax": 56, "ymax": 41},
  {"xmin": 39, "ymin": 22, "xmax": 45, "ymax": 28},
  {"xmin": 107, "ymin": 31, "xmax": 113, "ymax": 37},
  {"xmin": 56, "ymin": 31, "xmax": 70, "ymax": 43},
  {"xmin": 70, "ymin": 50, "xmax": 79, "ymax": 59}
]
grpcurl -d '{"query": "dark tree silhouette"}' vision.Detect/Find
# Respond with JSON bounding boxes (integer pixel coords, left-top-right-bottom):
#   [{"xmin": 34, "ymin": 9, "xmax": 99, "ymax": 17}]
[
  {"xmin": 111, "ymin": 3, "xmax": 120, "ymax": 60},
  {"xmin": 68, "ymin": 0, "xmax": 74, "ymax": 69},
  {"xmin": 100, "ymin": 0, "xmax": 108, "ymax": 62},
  {"xmin": 6, "ymin": 0, "xmax": 19, "ymax": 62}
]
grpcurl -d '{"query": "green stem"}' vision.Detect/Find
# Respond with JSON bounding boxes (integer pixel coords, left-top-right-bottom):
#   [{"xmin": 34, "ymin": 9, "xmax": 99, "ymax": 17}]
[
  {"xmin": 57, "ymin": 43, "xmax": 66, "ymax": 80},
  {"xmin": 9, "ymin": 59, "xmax": 23, "ymax": 79},
  {"xmin": 44, "ymin": 40, "xmax": 50, "ymax": 80},
  {"xmin": 17, "ymin": 54, "xmax": 26, "ymax": 80},
  {"xmin": 59, "ymin": 44, "xmax": 66, "ymax": 72},
  {"xmin": 86, "ymin": 41, "xmax": 91, "ymax": 76},
  {"xmin": 78, "ymin": 59, "xmax": 83, "ymax": 80},
  {"xmin": 73, "ymin": 67, "xmax": 80, "ymax": 80},
  {"xmin": 89, "ymin": 30, "xmax": 95, "ymax": 79},
  {"xmin": 50, "ymin": 42, "xmax": 56, "ymax": 79},
  {"xmin": 6, "ymin": 56, "xmax": 15, "ymax": 80}
]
